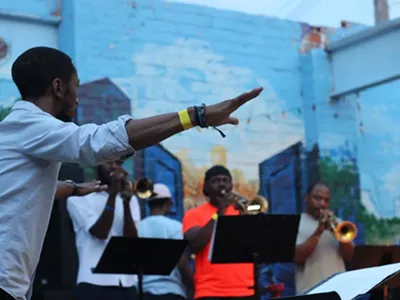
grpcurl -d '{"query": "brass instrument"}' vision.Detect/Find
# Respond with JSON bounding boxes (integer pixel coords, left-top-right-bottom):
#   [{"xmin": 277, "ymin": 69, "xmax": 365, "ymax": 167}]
[
  {"xmin": 248, "ymin": 195, "xmax": 269, "ymax": 214},
  {"xmin": 321, "ymin": 210, "xmax": 358, "ymax": 243},
  {"xmin": 132, "ymin": 177, "xmax": 154, "ymax": 199},
  {"xmin": 331, "ymin": 220, "xmax": 358, "ymax": 243},
  {"xmin": 221, "ymin": 190, "xmax": 269, "ymax": 214}
]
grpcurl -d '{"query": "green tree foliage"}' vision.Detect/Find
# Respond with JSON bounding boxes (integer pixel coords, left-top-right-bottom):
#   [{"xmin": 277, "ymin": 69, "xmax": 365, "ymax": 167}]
[
  {"xmin": 0, "ymin": 106, "xmax": 11, "ymax": 121},
  {"xmin": 0, "ymin": 98, "xmax": 20, "ymax": 122},
  {"xmin": 318, "ymin": 156, "xmax": 400, "ymax": 244}
]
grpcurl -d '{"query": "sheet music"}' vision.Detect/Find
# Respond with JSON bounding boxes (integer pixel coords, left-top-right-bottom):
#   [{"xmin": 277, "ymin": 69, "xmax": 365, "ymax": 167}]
[
  {"xmin": 307, "ymin": 262, "xmax": 400, "ymax": 299},
  {"xmin": 208, "ymin": 218, "xmax": 218, "ymax": 261}
]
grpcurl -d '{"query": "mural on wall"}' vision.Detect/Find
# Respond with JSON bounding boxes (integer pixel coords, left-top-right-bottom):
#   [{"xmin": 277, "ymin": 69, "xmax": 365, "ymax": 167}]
[
  {"xmin": 111, "ymin": 37, "xmax": 305, "ymax": 212},
  {"xmin": 0, "ymin": 7, "xmax": 399, "ymax": 246},
  {"xmin": 1, "ymin": 2, "xmax": 400, "ymax": 296},
  {"xmin": 0, "ymin": 35, "xmax": 15, "ymax": 115}
]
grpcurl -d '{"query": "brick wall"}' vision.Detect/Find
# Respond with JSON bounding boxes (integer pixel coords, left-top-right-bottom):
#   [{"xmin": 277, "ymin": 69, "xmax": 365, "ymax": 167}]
[
  {"xmin": 64, "ymin": 0, "xmax": 309, "ymax": 209},
  {"xmin": 0, "ymin": 0, "xmax": 60, "ymax": 17}
]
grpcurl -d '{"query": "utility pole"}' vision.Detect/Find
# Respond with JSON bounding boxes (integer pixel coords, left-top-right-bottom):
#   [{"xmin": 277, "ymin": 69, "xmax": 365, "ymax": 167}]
[{"xmin": 374, "ymin": 0, "xmax": 389, "ymax": 24}]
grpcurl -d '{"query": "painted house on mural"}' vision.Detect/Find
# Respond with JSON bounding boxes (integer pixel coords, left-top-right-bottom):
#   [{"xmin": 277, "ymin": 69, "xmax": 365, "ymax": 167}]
[
  {"xmin": 1, "ymin": 0, "xmax": 400, "ymax": 298},
  {"xmin": 77, "ymin": 78, "xmax": 185, "ymax": 221}
]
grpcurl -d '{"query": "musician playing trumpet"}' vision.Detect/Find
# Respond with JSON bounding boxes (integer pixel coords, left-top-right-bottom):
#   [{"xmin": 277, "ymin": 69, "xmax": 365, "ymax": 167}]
[
  {"xmin": 67, "ymin": 160, "xmax": 141, "ymax": 300},
  {"xmin": 294, "ymin": 183, "xmax": 355, "ymax": 295},
  {"xmin": 182, "ymin": 165, "xmax": 254, "ymax": 300}
]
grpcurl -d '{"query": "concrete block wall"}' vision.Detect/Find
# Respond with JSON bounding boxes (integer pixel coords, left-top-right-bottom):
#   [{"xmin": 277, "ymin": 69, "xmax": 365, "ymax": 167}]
[
  {"xmin": 0, "ymin": 0, "xmax": 60, "ymax": 17},
  {"xmin": 3, "ymin": 0, "xmax": 396, "ymax": 294},
  {"xmin": 64, "ymin": 0, "xmax": 310, "ymax": 209},
  {"xmin": 0, "ymin": 0, "xmax": 60, "ymax": 107}
]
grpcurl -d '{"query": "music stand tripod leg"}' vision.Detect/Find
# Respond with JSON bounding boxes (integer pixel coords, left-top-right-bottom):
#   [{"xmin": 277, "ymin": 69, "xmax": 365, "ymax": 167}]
[
  {"xmin": 252, "ymin": 252, "xmax": 261, "ymax": 300},
  {"xmin": 138, "ymin": 266, "xmax": 144, "ymax": 300}
]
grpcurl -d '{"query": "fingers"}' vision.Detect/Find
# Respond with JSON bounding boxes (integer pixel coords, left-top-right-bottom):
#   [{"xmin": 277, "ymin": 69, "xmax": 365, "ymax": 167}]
[
  {"xmin": 97, "ymin": 184, "xmax": 108, "ymax": 191},
  {"xmin": 231, "ymin": 87, "xmax": 263, "ymax": 108},
  {"xmin": 225, "ymin": 117, "xmax": 239, "ymax": 125},
  {"xmin": 110, "ymin": 171, "xmax": 125, "ymax": 180},
  {"xmin": 92, "ymin": 181, "xmax": 107, "ymax": 191}
]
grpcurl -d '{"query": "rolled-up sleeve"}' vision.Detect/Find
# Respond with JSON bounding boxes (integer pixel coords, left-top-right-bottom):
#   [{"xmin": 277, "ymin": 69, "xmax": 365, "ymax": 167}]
[{"xmin": 17, "ymin": 112, "xmax": 134, "ymax": 166}]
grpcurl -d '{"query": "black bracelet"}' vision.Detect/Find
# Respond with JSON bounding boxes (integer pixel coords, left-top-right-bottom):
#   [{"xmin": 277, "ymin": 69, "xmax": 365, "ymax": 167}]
[
  {"xmin": 194, "ymin": 104, "xmax": 208, "ymax": 128},
  {"xmin": 65, "ymin": 180, "xmax": 79, "ymax": 196},
  {"xmin": 193, "ymin": 104, "xmax": 226, "ymax": 138}
]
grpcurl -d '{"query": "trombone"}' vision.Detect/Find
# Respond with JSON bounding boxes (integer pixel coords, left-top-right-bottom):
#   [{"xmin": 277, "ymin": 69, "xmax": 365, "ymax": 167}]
[
  {"xmin": 321, "ymin": 210, "xmax": 358, "ymax": 243},
  {"xmin": 220, "ymin": 190, "xmax": 269, "ymax": 214}
]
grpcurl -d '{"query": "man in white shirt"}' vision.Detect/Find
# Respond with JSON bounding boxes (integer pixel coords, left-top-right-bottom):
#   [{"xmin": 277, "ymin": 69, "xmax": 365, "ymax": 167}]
[
  {"xmin": 294, "ymin": 183, "xmax": 355, "ymax": 295},
  {"xmin": 137, "ymin": 183, "xmax": 193, "ymax": 300},
  {"xmin": 0, "ymin": 46, "xmax": 262, "ymax": 300},
  {"xmin": 67, "ymin": 160, "xmax": 141, "ymax": 300}
]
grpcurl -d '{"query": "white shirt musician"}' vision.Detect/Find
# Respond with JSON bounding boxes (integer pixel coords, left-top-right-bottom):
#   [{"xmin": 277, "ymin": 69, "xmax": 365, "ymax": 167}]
[
  {"xmin": 294, "ymin": 183, "xmax": 355, "ymax": 295},
  {"xmin": 67, "ymin": 160, "xmax": 141, "ymax": 300}
]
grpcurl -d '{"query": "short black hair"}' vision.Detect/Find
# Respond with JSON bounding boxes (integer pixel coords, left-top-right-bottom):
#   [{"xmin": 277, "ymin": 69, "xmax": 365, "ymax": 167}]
[
  {"xmin": 306, "ymin": 182, "xmax": 328, "ymax": 194},
  {"xmin": 203, "ymin": 165, "xmax": 232, "ymax": 196},
  {"xmin": 148, "ymin": 198, "xmax": 171, "ymax": 211},
  {"xmin": 11, "ymin": 46, "xmax": 76, "ymax": 99}
]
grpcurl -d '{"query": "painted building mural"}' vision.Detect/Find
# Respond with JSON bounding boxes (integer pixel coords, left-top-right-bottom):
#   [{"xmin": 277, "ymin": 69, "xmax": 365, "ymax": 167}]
[{"xmin": 1, "ymin": 0, "xmax": 400, "ymax": 297}]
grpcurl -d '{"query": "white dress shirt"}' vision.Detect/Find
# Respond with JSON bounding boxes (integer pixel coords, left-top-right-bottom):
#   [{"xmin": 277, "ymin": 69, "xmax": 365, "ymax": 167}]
[
  {"xmin": 67, "ymin": 192, "xmax": 141, "ymax": 287},
  {"xmin": 0, "ymin": 101, "xmax": 134, "ymax": 300}
]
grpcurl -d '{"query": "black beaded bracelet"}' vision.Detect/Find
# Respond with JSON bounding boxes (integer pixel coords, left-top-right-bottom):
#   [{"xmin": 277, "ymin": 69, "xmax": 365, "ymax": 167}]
[
  {"xmin": 194, "ymin": 104, "xmax": 208, "ymax": 128},
  {"xmin": 193, "ymin": 104, "xmax": 226, "ymax": 138}
]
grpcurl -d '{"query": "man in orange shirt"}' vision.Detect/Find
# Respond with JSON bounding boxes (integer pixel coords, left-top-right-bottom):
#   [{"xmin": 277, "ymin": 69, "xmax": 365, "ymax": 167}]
[{"xmin": 182, "ymin": 165, "xmax": 254, "ymax": 300}]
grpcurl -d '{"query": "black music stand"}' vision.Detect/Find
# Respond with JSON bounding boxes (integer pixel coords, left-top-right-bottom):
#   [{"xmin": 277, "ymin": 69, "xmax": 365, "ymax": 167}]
[
  {"xmin": 288, "ymin": 260, "xmax": 400, "ymax": 300},
  {"xmin": 92, "ymin": 237, "xmax": 187, "ymax": 300},
  {"xmin": 209, "ymin": 214, "xmax": 300, "ymax": 300},
  {"xmin": 274, "ymin": 291, "xmax": 341, "ymax": 300},
  {"xmin": 349, "ymin": 245, "xmax": 400, "ymax": 299}
]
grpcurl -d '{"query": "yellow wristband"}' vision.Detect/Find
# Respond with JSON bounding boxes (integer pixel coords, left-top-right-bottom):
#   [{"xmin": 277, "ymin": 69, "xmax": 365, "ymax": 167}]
[
  {"xmin": 212, "ymin": 213, "xmax": 218, "ymax": 221},
  {"xmin": 178, "ymin": 109, "xmax": 193, "ymax": 130}
]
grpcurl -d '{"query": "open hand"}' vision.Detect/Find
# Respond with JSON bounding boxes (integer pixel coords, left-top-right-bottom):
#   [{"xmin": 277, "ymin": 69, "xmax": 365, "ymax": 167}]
[
  {"xmin": 75, "ymin": 180, "xmax": 108, "ymax": 196},
  {"xmin": 205, "ymin": 87, "xmax": 263, "ymax": 126}
]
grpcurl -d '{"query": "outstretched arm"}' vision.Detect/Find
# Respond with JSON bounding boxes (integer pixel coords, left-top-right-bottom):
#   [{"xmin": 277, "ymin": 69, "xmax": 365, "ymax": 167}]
[
  {"xmin": 55, "ymin": 180, "xmax": 107, "ymax": 199},
  {"xmin": 19, "ymin": 88, "xmax": 263, "ymax": 166},
  {"xmin": 125, "ymin": 88, "xmax": 262, "ymax": 150}
]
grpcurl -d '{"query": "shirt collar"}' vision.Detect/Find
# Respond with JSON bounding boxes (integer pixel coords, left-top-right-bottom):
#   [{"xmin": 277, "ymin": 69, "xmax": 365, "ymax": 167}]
[{"xmin": 11, "ymin": 100, "xmax": 46, "ymax": 114}]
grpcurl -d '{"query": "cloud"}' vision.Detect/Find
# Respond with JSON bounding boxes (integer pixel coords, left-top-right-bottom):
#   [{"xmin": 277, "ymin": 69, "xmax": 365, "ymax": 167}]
[
  {"xmin": 383, "ymin": 164, "xmax": 400, "ymax": 199},
  {"xmin": 361, "ymin": 190, "xmax": 380, "ymax": 218},
  {"xmin": 112, "ymin": 38, "xmax": 304, "ymax": 179}
]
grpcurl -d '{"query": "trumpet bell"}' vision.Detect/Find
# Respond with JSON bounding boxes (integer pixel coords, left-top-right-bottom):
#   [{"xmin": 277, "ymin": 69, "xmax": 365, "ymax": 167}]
[
  {"xmin": 247, "ymin": 195, "xmax": 269, "ymax": 214},
  {"xmin": 334, "ymin": 221, "xmax": 357, "ymax": 243},
  {"xmin": 134, "ymin": 177, "xmax": 153, "ymax": 199}
]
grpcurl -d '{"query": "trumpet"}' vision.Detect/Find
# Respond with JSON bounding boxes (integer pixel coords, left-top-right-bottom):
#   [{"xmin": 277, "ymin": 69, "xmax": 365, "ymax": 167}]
[
  {"xmin": 220, "ymin": 189, "xmax": 269, "ymax": 214},
  {"xmin": 132, "ymin": 177, "xmax": 154, "ymax": 199},
  {"xmin": 321, "ymin": 210, "xmax": 358, "ymax": 243},
  {"xmin": 333, "ymin": 220, "xmax": 358, "ymax": 243}
]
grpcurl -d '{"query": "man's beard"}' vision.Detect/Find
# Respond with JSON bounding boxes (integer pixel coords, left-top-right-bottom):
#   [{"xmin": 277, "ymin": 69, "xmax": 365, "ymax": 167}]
[
  {"xmin": 55, "ymin": 112, "xmax": 72, "ymax": 122},
  {"xmin": 55, "ymin": 91, "xmax": 75, "ymax": 123}
]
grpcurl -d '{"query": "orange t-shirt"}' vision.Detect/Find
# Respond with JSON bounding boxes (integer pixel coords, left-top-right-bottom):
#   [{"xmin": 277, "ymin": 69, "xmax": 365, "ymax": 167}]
[{"xmin": 182, "ymin": 202, "xmax": 254, "ymax": 299}]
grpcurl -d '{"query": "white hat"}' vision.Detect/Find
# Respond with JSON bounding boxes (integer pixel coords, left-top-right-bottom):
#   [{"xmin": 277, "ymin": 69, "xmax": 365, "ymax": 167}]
[{"xmin": 150, "ymin": 183, "xmax": 172, "ymax": 200}]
